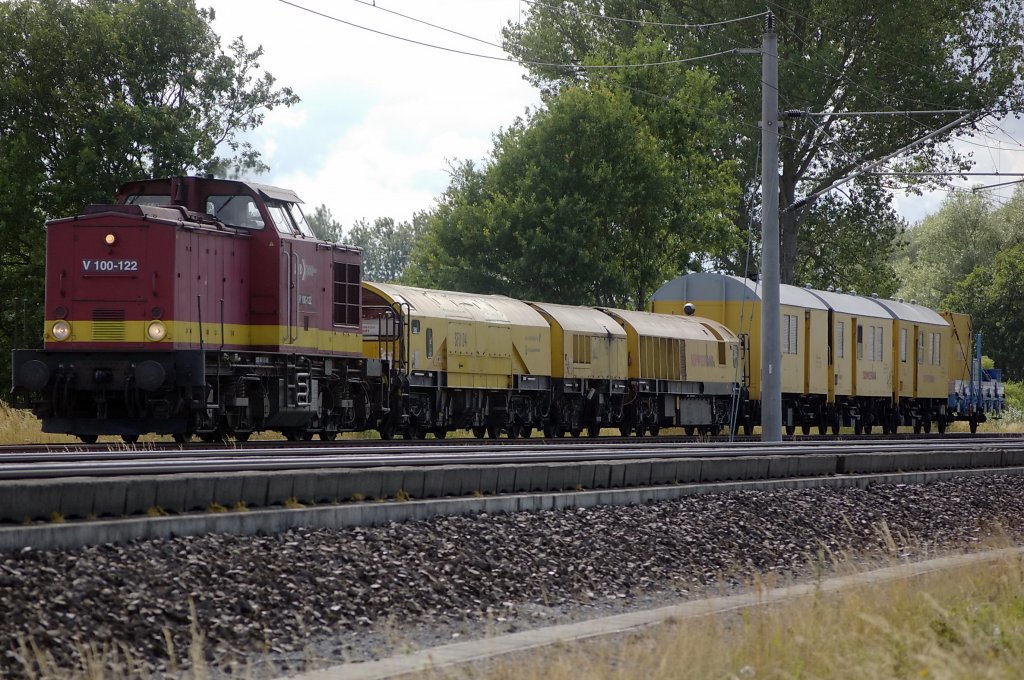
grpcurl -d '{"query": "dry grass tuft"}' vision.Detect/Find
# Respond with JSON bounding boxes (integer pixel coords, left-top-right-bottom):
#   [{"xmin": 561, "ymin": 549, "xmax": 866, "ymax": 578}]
[{"xmin": 444, "ymin": 548, "xmax": 1024, "ymax": 680}]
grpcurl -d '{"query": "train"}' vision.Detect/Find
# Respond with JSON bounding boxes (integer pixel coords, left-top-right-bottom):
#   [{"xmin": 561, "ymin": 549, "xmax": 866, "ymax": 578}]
[{"xmin": 9, "ymin": 175, "xmax": 1004, "ymax": 443}]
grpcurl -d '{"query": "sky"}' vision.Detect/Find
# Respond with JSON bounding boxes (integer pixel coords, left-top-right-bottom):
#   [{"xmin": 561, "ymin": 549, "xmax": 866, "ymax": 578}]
[{"xmin": 203, "ymin": 0, "xmax": 1024, "ymax": 232}]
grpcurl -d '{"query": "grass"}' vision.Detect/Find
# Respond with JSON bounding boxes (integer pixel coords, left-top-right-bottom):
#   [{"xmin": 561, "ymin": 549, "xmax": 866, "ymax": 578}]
[{"xmin": 439, "ymin": 548, "xmax": 1024, "ymax": 680}]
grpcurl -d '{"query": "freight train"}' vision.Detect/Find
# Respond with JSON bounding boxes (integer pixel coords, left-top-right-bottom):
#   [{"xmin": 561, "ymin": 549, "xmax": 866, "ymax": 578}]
[{"xmin": 9, "ymin": 176, "xmax": 1004, "ymax": 443}]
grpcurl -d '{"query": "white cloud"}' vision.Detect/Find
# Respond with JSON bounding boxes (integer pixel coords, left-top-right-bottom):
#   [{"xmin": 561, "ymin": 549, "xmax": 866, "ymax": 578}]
[
  {"xmin": 205, "ymin": 0, "xmax": 538, "ymax": 226},
  {"xmin": 205, "ymin": 0, "xmax": 1024, "ymax": 229}
]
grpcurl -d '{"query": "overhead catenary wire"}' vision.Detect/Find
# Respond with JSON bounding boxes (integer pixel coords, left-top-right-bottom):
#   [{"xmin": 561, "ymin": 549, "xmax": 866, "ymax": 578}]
[
  {"xmin": 278, "ymin": 0, "xmax": 746, "ymax": 70},
  {"xmin": 520, "ymin": 0, "xmax": 768, "ymax": 30}
]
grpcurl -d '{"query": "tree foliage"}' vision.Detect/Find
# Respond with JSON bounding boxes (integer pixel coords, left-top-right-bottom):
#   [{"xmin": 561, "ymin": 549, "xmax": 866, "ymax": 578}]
[
  {"xmin": 0, "ymin": 0, "xmax": 297, "ymax": 388},
  {"xmin": 306, "ymin": 203, "xmax": 344, "ymax": 243},
  {"xmin": 406, "ymin": 81, "xmax": 740, "ymax": 308},
  {"xmin": 348, "ymin": 213, "xmax": 428, "ymax": 284},
  {"xmin": 894, "ymin": 192, "xmax": 1006, "ymax": 308},
  {"xmin": 945, "ymin": 241, "xmax": 1024, "ymax": 380},
  {"xmin": 503, "ymin": 0, "xmax": 1024, "ymax": 285}
]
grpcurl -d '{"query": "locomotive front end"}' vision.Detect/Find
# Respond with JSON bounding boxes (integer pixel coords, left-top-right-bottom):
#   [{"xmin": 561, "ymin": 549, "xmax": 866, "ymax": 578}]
[{"xmin": 12, "ymin": 201, "xmax": 205, "ymax": 441}]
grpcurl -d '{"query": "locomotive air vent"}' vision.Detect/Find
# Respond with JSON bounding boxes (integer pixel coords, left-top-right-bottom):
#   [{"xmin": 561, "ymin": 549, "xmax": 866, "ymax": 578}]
[{"xmin": 92, "ymin": 308, "xmax": 126, "ymax": 341}]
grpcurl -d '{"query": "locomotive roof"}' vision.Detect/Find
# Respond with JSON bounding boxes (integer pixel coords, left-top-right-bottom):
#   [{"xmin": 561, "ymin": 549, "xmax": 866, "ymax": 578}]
[
  {"xmin": 528, "ymin": 301, "xmax": 627, "ymax": 337},
  {"xmin": 652, "ymin": 272, "xmax": 828, "ymax": 310},
  {"xmin": 117, "ymin": 177, "xmax": 303, "ymax": 204},
  {"xmin": 365, "ymin": 282, "xmax": 548, "ymax": 328},
  {"xmin": 599, "ymin": 307, "xmax": 738, "ymax": 342}
]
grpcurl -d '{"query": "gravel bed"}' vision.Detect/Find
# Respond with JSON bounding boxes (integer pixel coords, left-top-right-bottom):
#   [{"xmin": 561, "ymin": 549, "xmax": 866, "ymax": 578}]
[{"xmin": 2, "ymin": 475, "xmax": 1024, "ymax": 678}]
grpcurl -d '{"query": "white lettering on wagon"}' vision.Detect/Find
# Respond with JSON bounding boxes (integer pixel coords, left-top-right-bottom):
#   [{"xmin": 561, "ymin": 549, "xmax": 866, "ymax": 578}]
[{"xmin": 81, "ymin": 259, "xmax": 139, "ymax": 273}]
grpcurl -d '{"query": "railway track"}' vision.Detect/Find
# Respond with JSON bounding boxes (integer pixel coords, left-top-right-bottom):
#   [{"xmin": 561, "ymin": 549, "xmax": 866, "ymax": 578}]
[{"xmin": 0, "ymin": 435, "xmax": 1021, "ymax": 480}]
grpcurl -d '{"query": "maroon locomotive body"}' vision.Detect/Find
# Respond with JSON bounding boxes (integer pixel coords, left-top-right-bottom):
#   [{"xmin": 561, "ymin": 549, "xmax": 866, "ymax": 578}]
[{"xmin": 12, "ymin": 176, "xmax": 383, "ymax": 442}]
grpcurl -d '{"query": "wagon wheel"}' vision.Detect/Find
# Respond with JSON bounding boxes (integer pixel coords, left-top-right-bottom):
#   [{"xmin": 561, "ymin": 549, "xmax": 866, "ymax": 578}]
[
  {"xmin": 79, "ymin": 435, "xmax": 98, "ymax": 445},
  {"xmin": 472, "ymin": 426, "xmax": 486, "ymax": 439},
  {"xmin": 486, "ymin": 424, "xmax": 500, "ymax": 439},
  {"xmin": 618, "ymin": 424, "xmax": 632, "ymax": 437},
  {"xmin": 587, "ymin": 423, "xmax": 600, "ymax": 438},
  {"xmin": 235, "ymin": 432, "xmax": 251, "ymax": 442},
  {"xmin": 506, "ymin": 424, "xmax": 519, "ymax": 439},
  {"xmin": 519, "ymin": 426, "xmax": 532, "ymax": 438},
  {"xmin": 649, "ymin": 425, "xmax": 660, "ymax": 437},
  {"xmin": 318, "ymin": 431, "xmax": 336, "ymax": 441},
  {"xmin": 432, "ymin": 428, "xmax": 448, "ymax": 439},
  {"xmin": 378, "ymin": 419, "xmax": 396, "ymax": 440},
  {"xmin": 121, "ymin": 435, "xmax": 139, "ymax": 445}
]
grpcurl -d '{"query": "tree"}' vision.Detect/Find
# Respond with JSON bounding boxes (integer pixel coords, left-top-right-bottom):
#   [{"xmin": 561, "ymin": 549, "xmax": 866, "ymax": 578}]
[
  {"xmin": 306, "ymin": 203, "xmax": 344, "ymax": 243},
  {"xmin": 894, "ymin": 192, "xmax": 1005, "ymax": 307},
  {"xmin": 405, "ymin": 83, "xmax": 740, "ymax": 308},
  {"xmin": 945, "ymin": 242, "xmax": 1024, "ymax": 380},
  {"xmin": 0, "ymin": 0, "xmax": 298, "ymax": 391},
  {"xmin": 348, "ymin": 213, "xmax": 428, "ymax": 283},
  {"xmin": 504, "ymin": 0, "xmax": 1024, "ymax": 285}
]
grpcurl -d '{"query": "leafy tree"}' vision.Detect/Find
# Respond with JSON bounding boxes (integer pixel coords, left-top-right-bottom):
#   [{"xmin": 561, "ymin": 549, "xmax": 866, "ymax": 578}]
[
  {"xmin": 0, "ymin": 0, "xmax": 297, "ymax": 391},
  {"xmin": 944, "ymin": 242, "xmax": 1024, "ymax": 380},
  {"xmin": 348, "ymin": 213, "xmax": 428, "ymax": 283},
  {"xmin": 504, "ymin": 0, "xmax": 1024, "ymax": 285},
  {"xmin": 306, "ymin": 203, "xmax": 344, "ymax": 243},
  {"xmin": 894, "ymin": 192, "xmax": 1006, "ymax": 308},
  {"xmin": 406, "ymin": 82, "xmax": 740, "ymax": 308}
]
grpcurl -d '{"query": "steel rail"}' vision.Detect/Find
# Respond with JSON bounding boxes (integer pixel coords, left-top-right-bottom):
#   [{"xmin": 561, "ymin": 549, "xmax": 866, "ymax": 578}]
[{"xmin": 1, "ymin": 438, "xmax": 1022, "ymax": 480}]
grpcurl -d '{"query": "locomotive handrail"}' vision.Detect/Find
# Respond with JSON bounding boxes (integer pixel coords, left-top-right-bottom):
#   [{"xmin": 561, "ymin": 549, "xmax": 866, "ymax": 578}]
[
  {"xmin": 282, "ymin": 249, "xmax": 292, "ymax": 343},
  {"xmin": 291, "ymin": 251, "xmax": 300, "ymax": 343}
]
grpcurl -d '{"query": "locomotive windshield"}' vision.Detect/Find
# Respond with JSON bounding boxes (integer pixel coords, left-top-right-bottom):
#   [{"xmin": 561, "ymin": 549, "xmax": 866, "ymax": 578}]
[{"xmin": 266, "ymin": 200, "xmax": 315, "ymax": 238}]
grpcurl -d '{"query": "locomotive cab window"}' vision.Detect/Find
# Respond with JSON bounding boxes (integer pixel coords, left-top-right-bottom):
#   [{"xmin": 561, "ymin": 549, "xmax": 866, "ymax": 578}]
[
  {"xmin": 207, "ymin": 195, "xmax": 264, "ymax": 229},
  {"xmin": 125, "ymin": 194, "xmax": 171, "ymax": 206}
]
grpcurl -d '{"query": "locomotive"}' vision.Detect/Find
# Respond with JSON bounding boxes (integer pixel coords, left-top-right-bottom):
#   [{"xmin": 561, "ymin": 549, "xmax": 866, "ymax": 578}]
[{"xmin": 10, "ymin": 176, "xmax": 741, "ymax": 443}]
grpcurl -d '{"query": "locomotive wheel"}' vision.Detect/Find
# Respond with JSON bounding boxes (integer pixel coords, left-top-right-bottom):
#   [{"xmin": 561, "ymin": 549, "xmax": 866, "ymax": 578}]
[
  {"xmin": 649, "ymin": 425, "xmax": 660, "ymax": 437},
  {"xmin": 587, "ymin": 424, "xmax": 600, "ymax": 438},
  {"xmin": 913, "ymin": 422, "xmax": 922, "ymax": 435},
  {"xmin": 831, "ymin": 415, "xmax": 841, "ymax": 435},
  {"xmin": 619, "ymin": 425, "xmax": 632, "ymax": 437},
  {"xmin": 937, "ymin": 417, "xmax": 947, "ymax": 434},
  {"xmin": 472, "ymin": 427, "xmax": 486, "ymax": 439},
  {"xmin": 234, "ymin": 432, "xmax": 251, "ymax": 442},
  {"xmin": 801, "ymin": 423, "xmax": 811, "ymax": 435},
  {"xmin": 79, "ymin": 435, "xmax": 98, "ymax": 444},
  {"xmin": 863, "ymin": 424, "xmax": 873, "ymax": 435},
  {"xmin": 743, "ymin": 420, "xmax": 754, "ymax": 436},
  {"xmin": 486, "ymin": 425, "xmax": 500, "ymax": 439},
  {"xmin": 853, "ymin": 421, "xmax": 863, "ymax": 435},
  {"xmin": 545, "ymin": 424, "xmax": 559, "ymax": 438},
  {"xmin": 634, "ymin": 425, "xmax": 645, "ymax": 437},
  {"xmin": 520, "ymin": 426, "xmax": 532, "ymax": 438},
  {"xmin": 121, "ymin": 435, "xmax": 139, "ymax": 444},
  {"xmin": 571, "ymin": 428, "xmax": 582, "ymax": 438},
  {"xmin": 318, "ymin": 431, "xmax": 336, "ymax": 441},
  {"xmin": 379, "ymin": 421, "xmax": 396, "ymax": 440},
  {"xmin": 507, "ymin": 424, "xmax": 519, "ymax": 439},
  {"xmin": 404, "ymin": 425, "xmax": 424, "ymax": 440},
  {"xmin": 923, "ymin": 419, "xmax": 932, "ymax": 434},
  {"xmin": 172, "ymin": 433, "xmax": 191, "ymax": 444},
  {"xmin": 817, "ymin": 420, "xmax": 827, "ymax": 435},
  {"xmin": 432, "ymin": 428, "xmax": 448, "ymax": 439},
  {"xmin": 785, "ymin": 424, "xmax": 796, "ymax": 436}
]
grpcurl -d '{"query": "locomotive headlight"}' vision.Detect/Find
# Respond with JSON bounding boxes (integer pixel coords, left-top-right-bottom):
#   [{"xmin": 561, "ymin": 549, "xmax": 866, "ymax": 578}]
[
  {"xmin": 104, "ymin": 233, "xmax": 116, "ymax": 246},
  {"xmin": 146, "ymin": 320, "xmax": 167, "ymax": 341},
  {"xmin": 51, "ymin": 320, "xmax": 71, "ymax": 341}
]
